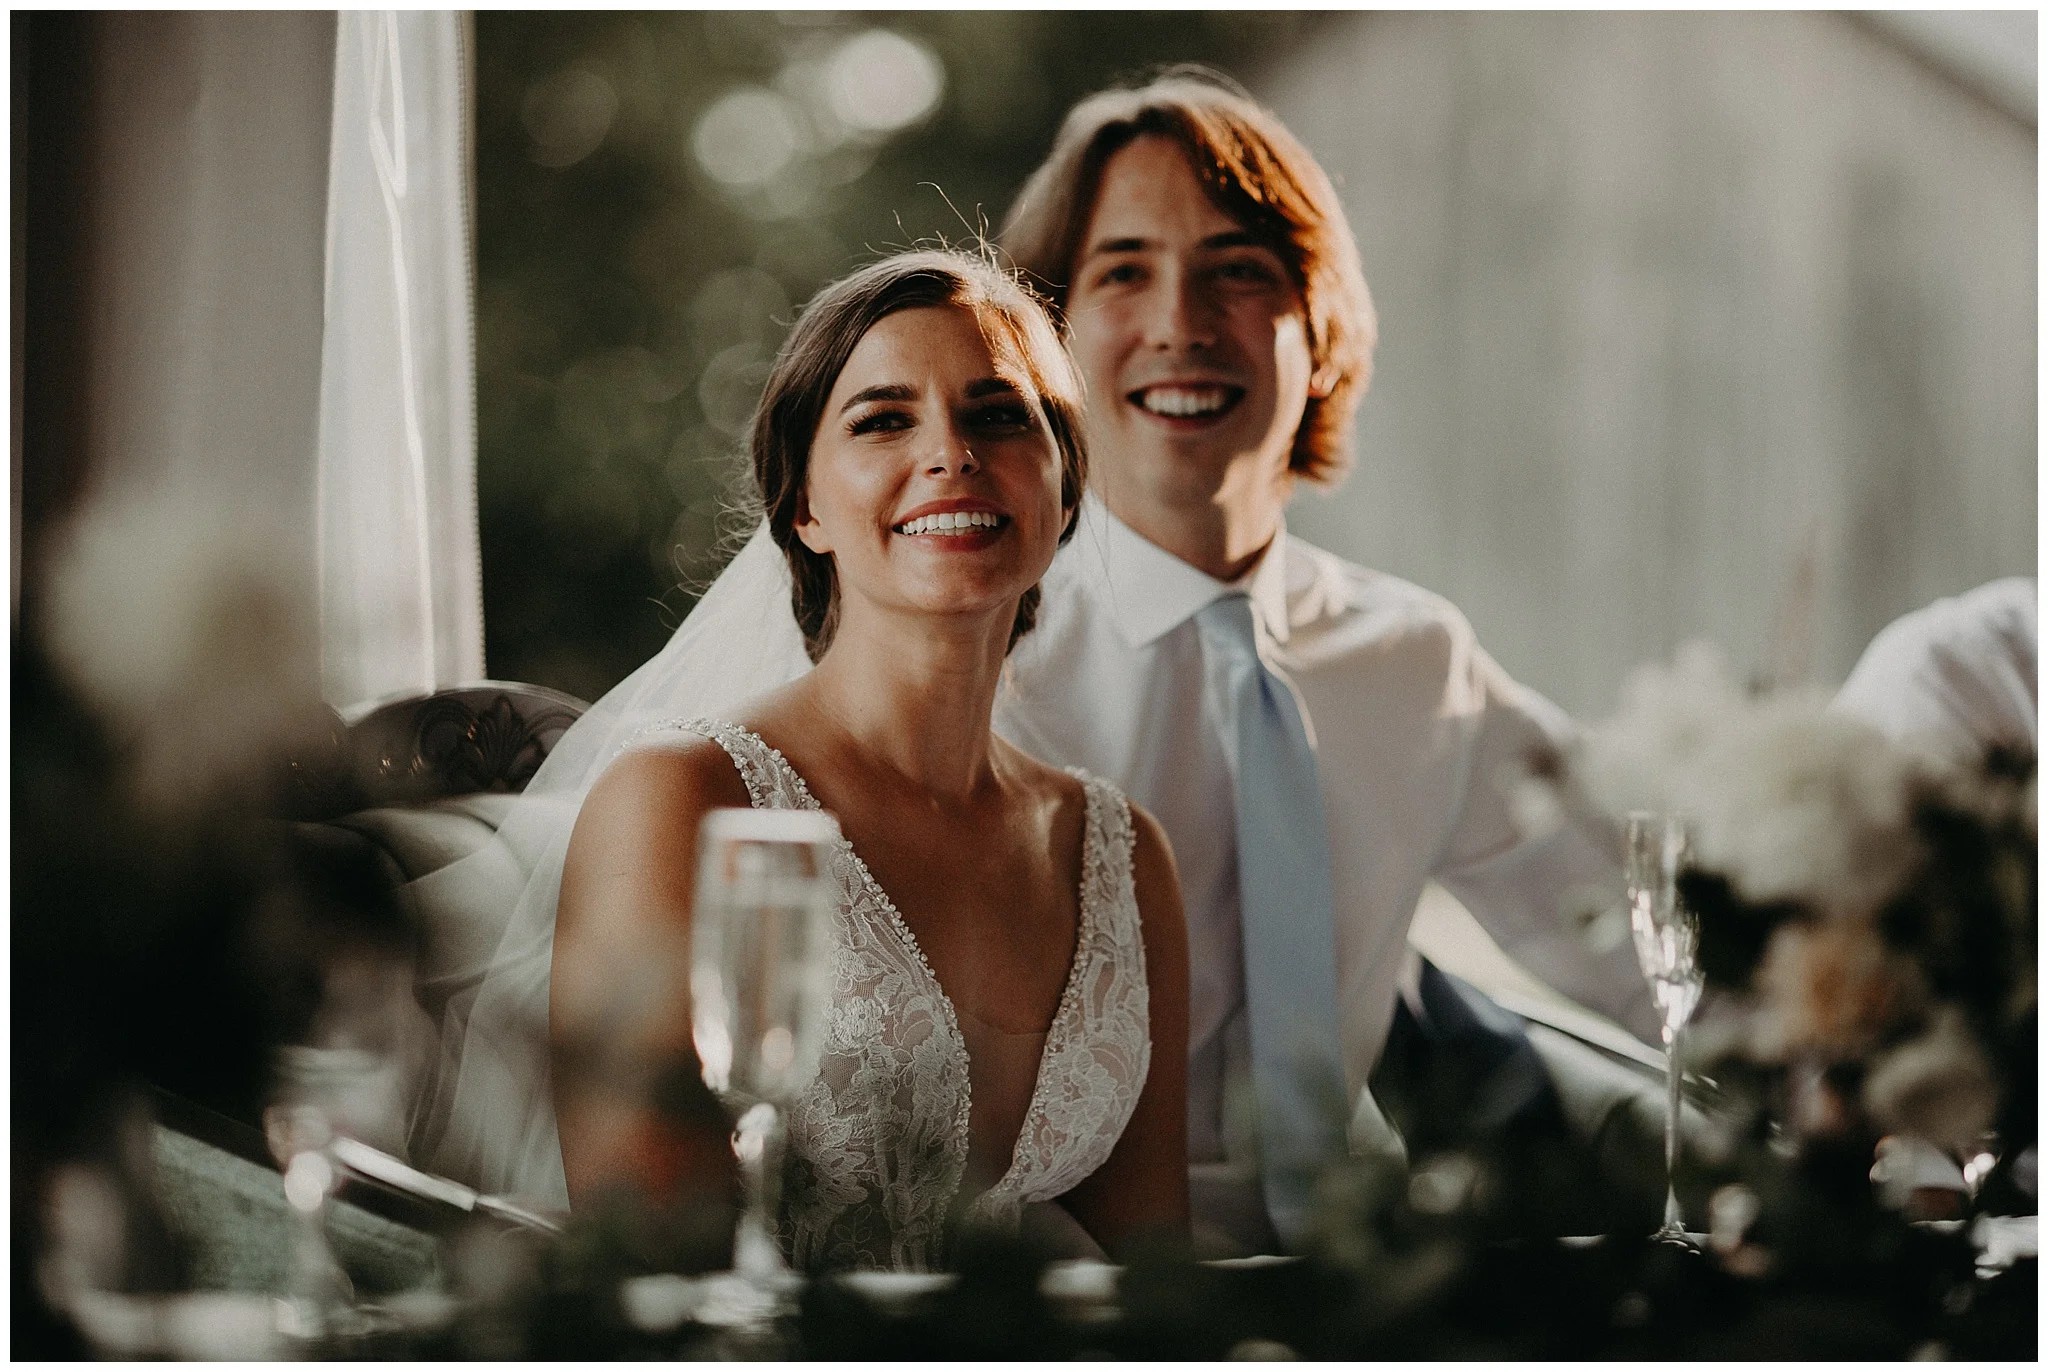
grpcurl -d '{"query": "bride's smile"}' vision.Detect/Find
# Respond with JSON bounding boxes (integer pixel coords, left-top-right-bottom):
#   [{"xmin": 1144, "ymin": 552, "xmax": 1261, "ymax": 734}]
[{"xmin": 889, "ymin": 499, "xmax": 1009, "ymax": 546}]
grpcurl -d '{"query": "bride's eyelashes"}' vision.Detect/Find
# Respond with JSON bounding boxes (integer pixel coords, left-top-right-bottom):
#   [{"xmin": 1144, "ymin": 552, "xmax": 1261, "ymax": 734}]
[
  {"xmin": 967, "ymin": 400, "xmax": 1036, "ymax": 436},
  {"xmin": 846, "ymin": 406, "xmax": 913, "ymax": 438},
  {"xmin": 841, "ymin": 399, "xmax": 1041, "ymax": 441}
]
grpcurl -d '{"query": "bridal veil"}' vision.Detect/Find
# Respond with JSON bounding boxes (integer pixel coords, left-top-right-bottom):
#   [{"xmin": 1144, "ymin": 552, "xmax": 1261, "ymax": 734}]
[{"xmin": 415, "ymin": 523, "xmax": 812, "ymax": 1204}]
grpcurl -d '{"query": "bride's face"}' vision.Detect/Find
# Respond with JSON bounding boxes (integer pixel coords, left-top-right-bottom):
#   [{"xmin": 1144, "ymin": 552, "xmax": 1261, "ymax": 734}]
[{"xmin": 796, "ymin": 304, "xmax": 1067, "ymax": 640}]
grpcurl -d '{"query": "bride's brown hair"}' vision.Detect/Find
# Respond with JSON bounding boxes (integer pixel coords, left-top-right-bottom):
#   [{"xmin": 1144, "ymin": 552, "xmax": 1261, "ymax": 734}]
[{"xmin": 751, "ymin": 250, "xmax": 1088, "ymax": 662}]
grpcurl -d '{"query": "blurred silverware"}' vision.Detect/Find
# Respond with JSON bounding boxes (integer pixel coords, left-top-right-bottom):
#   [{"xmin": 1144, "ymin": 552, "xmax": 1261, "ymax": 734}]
[{"xmin": 328, "ymin": 1136, "xmax": 564, "ymax": 1235}]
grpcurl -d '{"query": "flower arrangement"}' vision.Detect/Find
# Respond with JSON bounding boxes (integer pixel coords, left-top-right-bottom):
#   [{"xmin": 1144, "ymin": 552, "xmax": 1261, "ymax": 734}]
[{"xmin": 1570, "ymin": 642, "xmax": 2036, "ymax": 1189}]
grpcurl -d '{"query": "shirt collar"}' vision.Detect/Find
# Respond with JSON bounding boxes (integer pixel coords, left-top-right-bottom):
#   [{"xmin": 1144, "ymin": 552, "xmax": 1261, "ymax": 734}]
[{"xmin": 1074, "ymin": 493, "xmax": 1294, "ymax": 648}]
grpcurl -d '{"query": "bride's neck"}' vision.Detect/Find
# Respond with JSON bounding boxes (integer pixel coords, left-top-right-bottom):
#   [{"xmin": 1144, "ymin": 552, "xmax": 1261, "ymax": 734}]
[{"xmin": 797, "ymin": 605, "xmax": 1013, "ymax": 801}]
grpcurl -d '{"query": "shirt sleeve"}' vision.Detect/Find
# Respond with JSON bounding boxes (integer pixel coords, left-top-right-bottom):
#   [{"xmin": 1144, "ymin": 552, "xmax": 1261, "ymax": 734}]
[
  {"xmin": 1832, "ymin": 577, "xmax": 2037, "ymax": 763},
  {"xmin": 1429, "ymin": 635, "xmax": 1662, "ymax": 1046}
]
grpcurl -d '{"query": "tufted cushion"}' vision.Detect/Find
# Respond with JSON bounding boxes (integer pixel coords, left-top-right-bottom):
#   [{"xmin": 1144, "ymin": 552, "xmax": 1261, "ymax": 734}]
[
  {"xmin": 308, "ymin": 684, "xmax": 589, "ymax": 1043},
  {"xmin": 328, "ymin": 794, "xmax": 518, "ymax": 883},
  {"xmin": 322, "ymin": 797, "xmax": 529, "ymax": 1029}
]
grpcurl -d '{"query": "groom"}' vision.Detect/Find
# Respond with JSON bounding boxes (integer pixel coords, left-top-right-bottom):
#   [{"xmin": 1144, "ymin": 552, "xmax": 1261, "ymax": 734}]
[{"xmin": 989, "ymin": 73, "xmax": 1661, "ymax": 1254}]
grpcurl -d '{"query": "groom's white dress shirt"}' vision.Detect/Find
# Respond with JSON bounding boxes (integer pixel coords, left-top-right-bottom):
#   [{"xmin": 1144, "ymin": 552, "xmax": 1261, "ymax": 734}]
[
  {"xmin": 1833, "ymin": 577, "xmax": 2037, "ymax": 764},
  {"xmin": 995, "ymin": 497, "xmax": 1659, "ymax": 1248}
]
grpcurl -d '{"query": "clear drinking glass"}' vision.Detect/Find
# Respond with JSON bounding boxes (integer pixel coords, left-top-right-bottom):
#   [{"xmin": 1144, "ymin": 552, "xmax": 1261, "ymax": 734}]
[
  {"xmin": 1624, "ymin": 811, "xmax": 1704, "ymax": 1246},
  {"xmin": 689, "ymin": 807, "xmax": 840, "ymax": 1324},
  {"xmin": 270, "ymin": 1046, "xmax": 382, "ymax": 1344}
]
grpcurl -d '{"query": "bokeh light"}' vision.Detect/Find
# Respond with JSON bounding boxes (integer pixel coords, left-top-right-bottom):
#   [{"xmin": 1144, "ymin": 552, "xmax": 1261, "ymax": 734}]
[
  {"xmin": 697, "ymin": 344, "xmax": 772, "ymax": 437},
  {"xmin": 689, "ymin": 267, "xmax": 791, "ymax": 355},
  {"xmin": 823, "ymin": 29, "xmax": 945, "ymax": 135},
  {"xmin": 692, "ymin": 86, "xmax": 803, "ymax": 188}
]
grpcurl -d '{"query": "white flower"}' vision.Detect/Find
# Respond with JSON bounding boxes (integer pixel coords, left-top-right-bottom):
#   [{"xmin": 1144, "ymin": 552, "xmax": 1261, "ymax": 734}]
[
  {"xmin": 1863, "ymin": 1007, "xmax": 1999, "ymax": 1155},
  {"xmin": 1577, "ymin": 639, "xmax": 1934, "ymax": 917},
  {"xmin": 1684, "ymin": 695, "xmax": 1924, "ymax": 915},
  {"xmin": 1576, "ymin": 640, "xmax": 1746, "ymax": 819}
]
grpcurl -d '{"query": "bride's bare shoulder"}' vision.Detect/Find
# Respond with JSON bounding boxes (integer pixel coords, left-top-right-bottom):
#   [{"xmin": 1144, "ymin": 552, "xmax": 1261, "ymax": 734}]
[{"xmin": 574, "ymin": 730, "xmax": 750, "ymax": 849}]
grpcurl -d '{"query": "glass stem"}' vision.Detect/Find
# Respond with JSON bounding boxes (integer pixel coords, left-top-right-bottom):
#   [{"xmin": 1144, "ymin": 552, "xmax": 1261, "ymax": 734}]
[
  {"xmin": 733, "ymin": 1102, "xmax": 786, "ymax": 1281},
  {"xmin": 285, "ymin": 1182, "xmax": 351, "ymax": 1341},
  {"xmin": 1662, "ymin": 1022, "xmax": 1684, "ymax": 1235}
]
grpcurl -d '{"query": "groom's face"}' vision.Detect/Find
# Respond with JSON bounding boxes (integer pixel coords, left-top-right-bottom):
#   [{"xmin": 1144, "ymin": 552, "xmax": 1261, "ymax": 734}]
[{"xmin": 1063, "ymin": 135, "xmax": 1319, "ymax": 513}]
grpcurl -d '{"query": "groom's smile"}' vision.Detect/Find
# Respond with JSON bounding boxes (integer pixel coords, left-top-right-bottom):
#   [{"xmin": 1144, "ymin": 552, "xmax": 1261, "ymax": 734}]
[{"xmin": 1129, "ymin": 382, "xmax": 1246, "ymax": 426}]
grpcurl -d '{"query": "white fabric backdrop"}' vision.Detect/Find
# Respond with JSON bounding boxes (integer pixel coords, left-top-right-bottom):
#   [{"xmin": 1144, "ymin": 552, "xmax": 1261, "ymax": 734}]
[
  {"xmin": 37, "ymin": 13, "xmax": 335, "ymax": 714},
  {"xmin": 318, "ymin": 11, "xmax": 484, "ymax": 709},
  {"xmin": 1262, "ymin": 12, "xmax": 2035, "ymax": 718}
]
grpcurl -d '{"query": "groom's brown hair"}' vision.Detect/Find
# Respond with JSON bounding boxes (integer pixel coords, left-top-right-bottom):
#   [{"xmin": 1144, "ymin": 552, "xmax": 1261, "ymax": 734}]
[{"xmin": 1000, "ymin": 68, "xmax": 1376, "ymax": 486}]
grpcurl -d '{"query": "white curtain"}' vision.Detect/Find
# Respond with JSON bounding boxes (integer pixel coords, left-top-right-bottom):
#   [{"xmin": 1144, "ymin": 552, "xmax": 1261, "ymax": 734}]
[{"xmin": 318, "ymin": 11, "xmax": 484, "ymax": 709}]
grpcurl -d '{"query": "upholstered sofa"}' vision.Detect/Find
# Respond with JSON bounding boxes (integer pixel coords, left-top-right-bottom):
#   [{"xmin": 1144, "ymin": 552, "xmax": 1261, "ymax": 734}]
[{"xmin": 151, "ymin": 682, "xmax": 587, "ymax": 1295}]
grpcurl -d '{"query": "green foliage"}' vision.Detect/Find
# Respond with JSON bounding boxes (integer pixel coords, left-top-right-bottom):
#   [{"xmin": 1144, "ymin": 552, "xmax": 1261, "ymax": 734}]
[{"xmin": 475, "ymin": 12, "xmax": 1324, "ymax": 699}]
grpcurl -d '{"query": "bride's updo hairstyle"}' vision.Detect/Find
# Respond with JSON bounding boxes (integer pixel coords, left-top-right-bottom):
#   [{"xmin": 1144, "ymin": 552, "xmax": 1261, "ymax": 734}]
[{"xmin": 752, "ymin": 249, "xmax": 1088, "ymax": 662}]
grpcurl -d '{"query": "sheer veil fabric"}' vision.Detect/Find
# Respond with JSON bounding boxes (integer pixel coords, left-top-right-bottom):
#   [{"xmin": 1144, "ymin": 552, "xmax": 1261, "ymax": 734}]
[{"xmin": 418, "ymin": 524, "xmax": 813, "ymax": 1205}]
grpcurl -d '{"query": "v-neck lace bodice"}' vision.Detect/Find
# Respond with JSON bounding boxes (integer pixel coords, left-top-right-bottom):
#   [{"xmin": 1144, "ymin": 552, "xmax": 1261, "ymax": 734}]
[{"xmin": 641, "ymin": 718, "xmax": 1150, "ymax": 1272}]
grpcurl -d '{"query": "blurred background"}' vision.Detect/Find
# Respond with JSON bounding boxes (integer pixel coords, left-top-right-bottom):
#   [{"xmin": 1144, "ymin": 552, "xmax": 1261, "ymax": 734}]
[{"xmin": 471, "ymin": 10, "xmax": 2035, "ymax": 713}]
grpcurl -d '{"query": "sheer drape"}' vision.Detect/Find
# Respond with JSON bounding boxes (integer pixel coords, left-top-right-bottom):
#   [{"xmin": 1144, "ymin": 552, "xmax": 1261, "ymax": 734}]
[{"xmin": 317, "ymin": 11, "xmax": 484, "ymax": 707}]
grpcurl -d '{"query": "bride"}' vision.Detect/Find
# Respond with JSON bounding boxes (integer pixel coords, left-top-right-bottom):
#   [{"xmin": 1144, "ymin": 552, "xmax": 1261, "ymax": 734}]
[{"xmin": 539, "ymin": 251, "xmax": 1188, "ymax": 1270}]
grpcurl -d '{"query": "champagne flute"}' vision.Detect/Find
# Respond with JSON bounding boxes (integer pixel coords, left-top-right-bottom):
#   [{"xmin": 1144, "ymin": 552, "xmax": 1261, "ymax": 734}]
[
  {"xmin": 689, "ymin": 807, "xmax": 839, "ymax": 1324},
  {"xmin": 1625, "ymin": 811, "xmax": 1703, "ymax": 1246},
  {"xmin": 270, "ymin": 1046, "xmax": 378, "ymax": 1344}
]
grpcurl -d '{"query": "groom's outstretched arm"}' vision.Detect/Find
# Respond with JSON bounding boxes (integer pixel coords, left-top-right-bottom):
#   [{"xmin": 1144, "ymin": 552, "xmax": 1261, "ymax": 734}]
[{"xmin": 1059, "ymin": 805, "xmax": 1191, "ymax": 1258}]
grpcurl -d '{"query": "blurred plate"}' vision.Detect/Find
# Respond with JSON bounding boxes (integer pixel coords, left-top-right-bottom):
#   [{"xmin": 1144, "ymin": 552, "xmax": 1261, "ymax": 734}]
[{"xmin": 832, "ymin": 1270, "xmax": 956, "ymax": 1312}]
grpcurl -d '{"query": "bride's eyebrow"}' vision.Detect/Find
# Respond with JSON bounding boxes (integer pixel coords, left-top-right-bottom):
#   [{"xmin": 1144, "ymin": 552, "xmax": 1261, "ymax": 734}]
[
  {"xmin": 839, "ymin": 382, "xmax": 916, "ymax": 413},
  {"xmin": 965, "ymin": 377, "xmax": 1024, "ymax": 399}
]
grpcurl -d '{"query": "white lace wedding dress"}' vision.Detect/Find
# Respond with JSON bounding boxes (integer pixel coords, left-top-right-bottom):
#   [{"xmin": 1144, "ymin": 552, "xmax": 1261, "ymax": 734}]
[{"xmin": 658, "ymin": 719, "xmax": 1151, "ymax": 1272}]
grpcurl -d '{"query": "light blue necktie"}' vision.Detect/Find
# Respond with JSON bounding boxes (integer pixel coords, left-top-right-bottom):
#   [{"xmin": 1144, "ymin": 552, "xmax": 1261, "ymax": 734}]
[{"xmin": 1196, "ymin": 593, "xmax": 1349, "ymax": 1246}]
